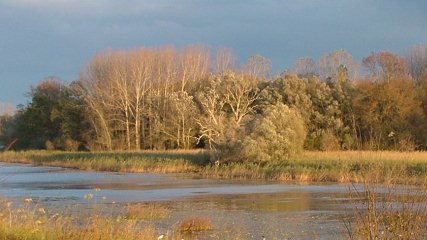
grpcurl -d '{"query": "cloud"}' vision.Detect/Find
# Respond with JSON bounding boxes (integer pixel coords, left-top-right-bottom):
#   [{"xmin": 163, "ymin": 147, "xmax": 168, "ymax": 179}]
[
  {"xmin": 0, "ymin": 0, "xmax": 168, "ymax": 18},
  {"xmin": 0, "ymin": 0, "xmax": 427, "ymax": 105}
]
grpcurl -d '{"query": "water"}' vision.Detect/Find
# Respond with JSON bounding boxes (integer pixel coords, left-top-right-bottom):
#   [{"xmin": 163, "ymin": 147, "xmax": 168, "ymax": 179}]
[{"xmin": 0, "ymin": 162, "xmax": 354, "ymax": 239}]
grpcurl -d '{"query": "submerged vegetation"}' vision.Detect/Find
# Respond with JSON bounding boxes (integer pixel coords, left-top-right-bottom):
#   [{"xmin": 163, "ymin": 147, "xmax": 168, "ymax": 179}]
[{"xmin": 1, "ymin": 150, "xmax": 427, "ymax": 185}]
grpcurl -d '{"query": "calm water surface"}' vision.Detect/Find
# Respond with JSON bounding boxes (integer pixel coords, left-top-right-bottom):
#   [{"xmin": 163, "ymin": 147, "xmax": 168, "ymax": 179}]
[{"xmin": 0, "ymin": 162, "xmax": 354, "ymax": 239}]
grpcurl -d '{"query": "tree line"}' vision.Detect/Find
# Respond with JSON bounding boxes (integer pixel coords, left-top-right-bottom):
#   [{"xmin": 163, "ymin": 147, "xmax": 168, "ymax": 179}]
[{"xmin": 1, "ymin": 45, "xmax": 426, "ymax": 158}]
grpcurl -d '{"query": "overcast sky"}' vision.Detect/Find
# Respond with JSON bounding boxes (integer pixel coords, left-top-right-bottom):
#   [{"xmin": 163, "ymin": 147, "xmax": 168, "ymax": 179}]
[{"xmin": 1, "ymin": 0, "xmax": 427, "ymax": 105}]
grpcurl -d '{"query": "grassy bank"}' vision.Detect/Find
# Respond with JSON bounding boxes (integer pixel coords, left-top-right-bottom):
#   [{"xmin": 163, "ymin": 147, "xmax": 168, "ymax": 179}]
[
  {"xmin": 0, "ymin": 198, "xmax": 236, "ymax": 240},
  {"xmin": 0, "ymin": 150, "xmax": 210, "ymax": 173},
  {"xmin": 1, "ymin": 150, "xmax": 427, "ymax": 184}
]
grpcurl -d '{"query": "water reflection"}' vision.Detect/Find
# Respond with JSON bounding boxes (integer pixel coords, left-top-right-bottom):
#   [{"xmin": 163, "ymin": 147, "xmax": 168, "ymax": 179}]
[{"xmin": 0, "ymin": 162, "xmax": 351, "ymax": 239}]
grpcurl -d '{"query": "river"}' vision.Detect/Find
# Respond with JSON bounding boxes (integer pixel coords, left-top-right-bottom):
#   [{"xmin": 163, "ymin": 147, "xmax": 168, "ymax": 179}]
[{"xmin": 0, "ymin": 162, "xmax": 356, "ymax": 239}]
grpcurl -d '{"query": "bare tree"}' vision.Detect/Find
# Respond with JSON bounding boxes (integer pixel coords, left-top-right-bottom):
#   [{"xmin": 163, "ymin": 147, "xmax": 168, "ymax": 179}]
[
  {"xmin": 317, "ymin": 49, "xmax": 359, "ymax": 81},
  {"xmin": 362, "ymin": 51, "xmax": 409, "ymax": 83},
  {"xmin": 243, "ymin": 54, "xmax": 271, "ymax": 80},
  {"xmin": 196, "ymin": 76, "xmax": 227, "ymax": 150},
  {"xmin": 127, "ymin": 49, "xmax": 153, "ymax": 150},
  {"xmin": 215, "ymin": 48, "xmax": 235, "ymax": 76},
  {"xmin": 295, "ymin": 57, "xmax": 315, "ymax": 77},
  {"xmin": 222, "ymin": 73, "xmax": 260, "ymax": 126},
  {"xmin": 408, "ymin": 44, "xmax": 427, "ymax": 84},
  {"xmin": 80, "ymin": 54, "xmax": 116, "ymax": 150}
]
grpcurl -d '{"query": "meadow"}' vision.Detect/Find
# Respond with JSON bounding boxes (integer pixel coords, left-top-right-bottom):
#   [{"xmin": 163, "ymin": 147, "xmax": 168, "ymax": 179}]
[{"xmin": 1, "ymin": 150, "xmax": 427, "ymax": 185}]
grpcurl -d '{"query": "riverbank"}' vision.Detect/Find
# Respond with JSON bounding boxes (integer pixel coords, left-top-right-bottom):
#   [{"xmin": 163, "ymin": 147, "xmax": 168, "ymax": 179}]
[
  {"xmin": 0, "ymin": 198, "xmax": 224, "ymax": 240},
  {"xmin": 1, "ymin": 150, "xmax": 427, "ymax": 184},
  {"xmin": 0, "ymin": 163, "xmax": 350, "ymax": 240}
]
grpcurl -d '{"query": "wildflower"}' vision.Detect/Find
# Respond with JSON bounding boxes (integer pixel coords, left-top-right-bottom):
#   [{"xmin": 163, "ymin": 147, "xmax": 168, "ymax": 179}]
[
  {"xmin": 24, "ymin": 198, "xmax": 33, "ymax": 203},
  {"xmin": 84, "ymin": 193, "xmax": 93, "ymax": 200},
  {"xmin": 38, "ymin": 208, "xmax": 46, "ymax": 214}
]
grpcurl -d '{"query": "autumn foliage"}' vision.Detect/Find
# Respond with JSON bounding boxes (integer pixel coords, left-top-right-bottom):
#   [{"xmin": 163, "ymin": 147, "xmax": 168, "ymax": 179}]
[{"xmin": 1, "ymin": 45, "xmax": 427, "ymax": 162}]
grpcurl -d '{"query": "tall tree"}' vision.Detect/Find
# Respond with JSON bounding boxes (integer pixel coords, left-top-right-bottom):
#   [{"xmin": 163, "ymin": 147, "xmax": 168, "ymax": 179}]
[
  {"xmin": 354, "ymin": 51, "xmax": 425, "ymax": 150},
  {"xmin": 13, "ymin": 78, "xmax": 90, "ymax": 150},
  {"xmin": 316, "ymin": 49, "xmax": 359, "ymax": 81}
]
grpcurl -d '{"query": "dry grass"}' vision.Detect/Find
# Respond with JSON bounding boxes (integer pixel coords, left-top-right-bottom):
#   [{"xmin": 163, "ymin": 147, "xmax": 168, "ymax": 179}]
[
  {"xmin": 343, "ymin": 178, "xmax": 427, "ymax": 240},
  {"xmin": 203, "ymin": 151, "xmax": 427, "ymax": 184},
  {"xmin": 302, "ymin": 151, "xmax": 427, "ymax": 162},
  {"xmin": 1, "ymin": 150, "xmax": 427, "ymax": 184},
  {"xmin": 0, "ymin": 197, "xmax": 241, "ymax": 240},
  {"xmin": 0, "ymin": 150, "xmax": 209, "ymax": 173},
  {"xmin": 176, "ymin": 216, "xmax": 213, "ymax": 232},
  {"xmin": 0, "ymin": 199, "xmax": 159, "ymax": 240},
  {"xmin": 126, "ymin": 203, "xmax": 171, "ymax": 220}
]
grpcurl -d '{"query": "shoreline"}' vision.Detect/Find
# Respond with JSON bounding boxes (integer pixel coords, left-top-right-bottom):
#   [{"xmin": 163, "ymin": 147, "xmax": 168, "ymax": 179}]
[{"xmin": 1, "ymin": 150, "xmax": 427, "ymax": 185}]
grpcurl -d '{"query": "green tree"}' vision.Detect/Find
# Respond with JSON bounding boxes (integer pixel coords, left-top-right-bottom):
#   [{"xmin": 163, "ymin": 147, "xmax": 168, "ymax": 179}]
[
  {"xmin": 327, "ymin": 65, "xmax": 358, "ymax": 149},
  {"xmin": 238, "ymin": 103, "xmax": 306, "ymax": 163},
  {"xmin": 13, "ymin": 78, "xmax": 91, "ymax": 150}
]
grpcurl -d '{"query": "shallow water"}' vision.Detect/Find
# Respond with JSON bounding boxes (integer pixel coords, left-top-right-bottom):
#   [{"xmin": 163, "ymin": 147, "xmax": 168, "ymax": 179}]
[{"xmin": 0, "ymin": 162, "xmax": 354, "ymax": 239}]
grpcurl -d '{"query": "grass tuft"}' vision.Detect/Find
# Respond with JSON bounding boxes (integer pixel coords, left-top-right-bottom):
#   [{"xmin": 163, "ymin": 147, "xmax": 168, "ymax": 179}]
[
  {"xmin": 126, "ymin": 203, "xmax": 171, "ymax": 220},
  {"xmin": 176, "ymin": 216, "xmax": 213, "ymax": 232},
  {"xmin": 343, "ymin": 180, "xmax": 427, "ymax": 240}
]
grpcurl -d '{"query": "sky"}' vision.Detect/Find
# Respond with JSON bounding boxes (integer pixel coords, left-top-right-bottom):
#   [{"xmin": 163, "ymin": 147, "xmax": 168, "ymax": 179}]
[{"xmin": 1, "ymin": 0, "xmax": 427, "ymax": 105}]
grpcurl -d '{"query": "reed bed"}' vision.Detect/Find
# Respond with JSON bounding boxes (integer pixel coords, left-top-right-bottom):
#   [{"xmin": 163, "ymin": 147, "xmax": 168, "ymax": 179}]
[
  {"xmin": 0, "ymin": 150, "xmax": 209, "ymax": 173},
  {"xmin": 176, "ymin": 216, "xmax": 213, "ymax": 232},
  {"xmin": 202, "ymin": 151, "xmax": 427, "ymax": 184},
  {"xmin": 343, "ymin": 180, "xmax": 427, "ymax": 240},
  {"xmin": 0, "ymin": 198, "xmax": 226, "ymax": 240},
  {"xmin": 1, "ymin": 150, "xmax": 427, "ymax": 184},
  {"xmin": 126, "ymin": 203, "xmax": 171, "ymax": 220},
  {"xmin": 0, "ymin": 198, "xmax": 160, "ymax": 240}
]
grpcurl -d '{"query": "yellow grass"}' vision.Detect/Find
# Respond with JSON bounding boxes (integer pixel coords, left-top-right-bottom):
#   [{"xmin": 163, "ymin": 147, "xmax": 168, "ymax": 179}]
[
  {"xmin": 344, "ymin": 181, "xmax": 427, "ymax": 239},
  {"xmin": 201, "ymin": 151, "xmax": 427, "ymax": 184},
  {"xmin": 1, "ymin": 150, "xmax": 427, "ymax": 184},
  {"xmin": 126, "ymin": 203, "xmax": 171, "ymax": 220},
  {"xmin": 176, "ymin": 216, "xmax": 213, "ymax": 232},
  {"xmin": 0, "ymin": 196, "xmax": 247, "ymax": 240},
  {"xmin": 302, "ymin": 150, "xmax": 427, "ymax": 162},
  {"xmin": 0, "ymin": 199, "xmax": 159, "ymax": 240}
]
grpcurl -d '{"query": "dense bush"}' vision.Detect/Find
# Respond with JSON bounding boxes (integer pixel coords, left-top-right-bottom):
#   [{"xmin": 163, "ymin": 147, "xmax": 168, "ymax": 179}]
[{"xmin": 236, "ymin": 103, "xmax": 306, "ymax": 163}]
